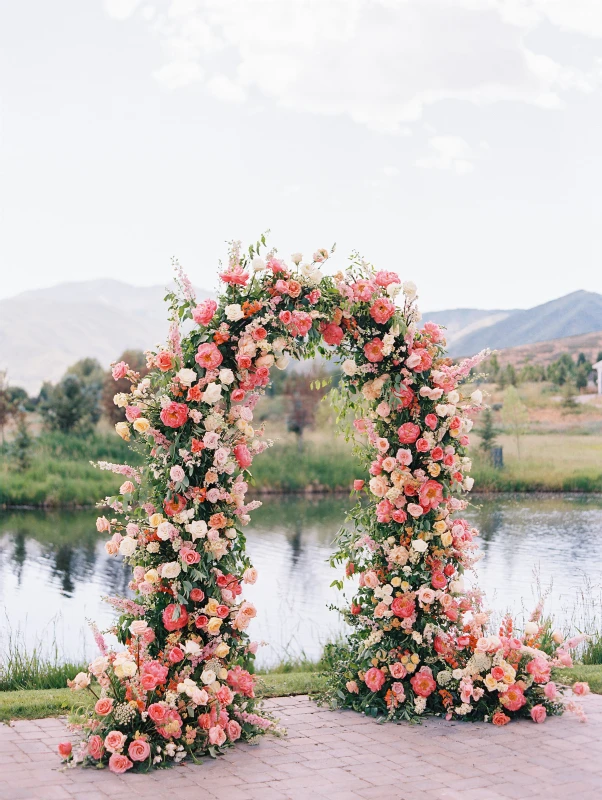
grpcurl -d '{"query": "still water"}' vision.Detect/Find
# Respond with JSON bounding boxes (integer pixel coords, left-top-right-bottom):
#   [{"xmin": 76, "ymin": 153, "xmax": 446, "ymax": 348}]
[{"xmin": 1, "ymin": 494, "xmax": 601, "ymax": 668}]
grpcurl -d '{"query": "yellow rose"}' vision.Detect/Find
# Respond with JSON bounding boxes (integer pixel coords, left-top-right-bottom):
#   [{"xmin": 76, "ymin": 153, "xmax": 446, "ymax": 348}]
[
  {"xmin": 218, "ymin": 668, "xmax": 228, "ymax": 681},
  {"xmin": 410, "ymin": 653, "xmax": 420, "ymax": 664},
  {"xmin": 484, "ymin": 673, "xmax": 498, "ymax": 691},
  {"xmin": 406, "ymin": 662, "xmax": 417, "ymax": 673},
  {"xmin": 428, "ymin": 463, "xmax": 441, "ymax": 477},
  {"xmin": 115, "ymin": 421, "xmax": 130, "ymax": 441},
  {"xmin": 441, "ymin": 531, "xmax": 453, "ymax": 547},
  {"xmin": 149, "ymin": 513, "xmax": 164, "ymax": 528},
  {"xmin": 145, "ymin": 569, "xmax": 159, "ymax": 584},
  {"xmin": 207, "ymin": 617, "xmax": 222, "ymax": 635},
  {"xmin": 205, "ymin": 598, "xmax": 219, "ymax": 616},
  {"xmin": 433, "ymin": 520, "xmax": 447, "ymax": 534},
  {"xmin": 133, "ymin": 417, "xmax": 150, "ymax": 434},
  {"xmin": 391, "ymin": 576, "xmax": 402, "ymax": 587},
  {"xmin": 215, "ymin": 643, "xmax": 230, "ymax": 658}
]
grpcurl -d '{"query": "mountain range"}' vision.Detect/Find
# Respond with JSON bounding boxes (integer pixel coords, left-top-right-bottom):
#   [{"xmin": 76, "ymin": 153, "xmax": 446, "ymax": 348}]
[{"xmin": 1, "ymin": 281, "xmax": 601, "ymax": 394}]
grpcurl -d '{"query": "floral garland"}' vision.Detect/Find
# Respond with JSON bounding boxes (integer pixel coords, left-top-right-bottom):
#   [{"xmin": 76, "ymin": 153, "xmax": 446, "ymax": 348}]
[{"xmin": 59, "ymin": 237, "xmax": 588, "ymax": 773}]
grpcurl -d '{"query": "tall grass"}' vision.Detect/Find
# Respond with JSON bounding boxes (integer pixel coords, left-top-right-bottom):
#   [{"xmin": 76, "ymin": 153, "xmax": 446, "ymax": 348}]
[
  {"xmin": 250, "ymin": 440, "xmax": 359, "ymax": 492},
  {"xmin": 0, "ymin": 627, "xmax": 85, "ymax": 692}
]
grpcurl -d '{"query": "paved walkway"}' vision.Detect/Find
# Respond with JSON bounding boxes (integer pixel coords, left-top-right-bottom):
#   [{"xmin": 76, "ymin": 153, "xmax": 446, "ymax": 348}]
[{"xmin": 1, "ymin": 694, "xmax": 602, "ymax": 800}]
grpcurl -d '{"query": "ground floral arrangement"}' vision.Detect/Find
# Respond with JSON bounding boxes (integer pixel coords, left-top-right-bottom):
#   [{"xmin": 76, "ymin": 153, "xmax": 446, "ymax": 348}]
[{"xmin": 59, "ymin": 236, "xmax": 589, "ymax": 773}]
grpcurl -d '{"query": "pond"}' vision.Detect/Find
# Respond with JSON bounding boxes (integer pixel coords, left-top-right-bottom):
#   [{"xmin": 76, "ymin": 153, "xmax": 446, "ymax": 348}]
[{"xmin": 1, "ymin": 494, "xmax": 602, "ymax": 669}]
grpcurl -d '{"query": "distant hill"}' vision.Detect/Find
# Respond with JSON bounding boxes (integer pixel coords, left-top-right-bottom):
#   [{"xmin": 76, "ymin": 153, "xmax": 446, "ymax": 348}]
[
  {"xmin": 493, "ymin": 330, "xmax": 602, "ymax": 370},
  {"xmin": 424, "ymin": 290, "xmax": 602, "ymax": 357},
  {"xmin": 0, "ymin": 279, "xmax": 212, "ymax": 394}
]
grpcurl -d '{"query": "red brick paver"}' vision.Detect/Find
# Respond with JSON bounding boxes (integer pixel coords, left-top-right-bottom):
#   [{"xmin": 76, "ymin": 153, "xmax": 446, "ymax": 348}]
[{"xmin": 1, "ymin": 694, "xmax": 601, "ymax": 800}]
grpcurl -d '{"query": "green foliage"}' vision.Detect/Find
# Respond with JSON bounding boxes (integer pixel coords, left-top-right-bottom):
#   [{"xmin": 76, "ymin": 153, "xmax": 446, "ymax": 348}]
[
  {"xmin": 478, "ymin": 408, "xmax": 498, "ymax": 457},
  {"xmin": 10, "ymin": 413, "xmax": 33, "ymax": 472},
  {"xmin": 501, "ymin": 386, "xmax": 529, "ymax": 457}
]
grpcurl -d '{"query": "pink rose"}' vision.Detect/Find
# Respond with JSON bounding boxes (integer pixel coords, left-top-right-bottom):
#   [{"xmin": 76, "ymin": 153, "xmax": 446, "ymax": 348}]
[
  {"xmin": 353, "ymin": 480, "xmax": 365, "ymax": 491},
  {"xmin": 572, "ymin": 682, "xmax": 590, "ymax": 696},
  {"xmin": 170, "ymin": 465, "xmax": 185, "ymax": 482},
  {"xmin": 57, "ymin": 741, "xmax": 72, "ymax": 759},
  {"xmin": 364, "ymin": 667, "xmax": 386, "ymax": 692},
  {"xmin": 544, "ymin": 681, "xmax": 558, "ymax": 700},
  {"xmin": 125, "ymin": 405, "xmax": 141, "ymax": 422},
  {"xmin": 530, "ymin": 704, "xmax": 547, "ymax": 724},
  {"xmin": 96, "ymin": 516, "xmax": 110, "ymax": 533},
  {"xmin": 322, "ymin": 323, "xmax": 344, "ymax": 346},
  {"xmin": 112, "ymin": 361, "xmax": 128, "ymax": 380},
  {"xmin": 226, "ymin": 720, "xmax": 242, "ymax": 741},
  {"xmin": 389, "ymin": 662, "xmax": 407, "ymax": 680},
  {"xmin": 364, "ymin": 338, "xmax": 385, "ymax": 363},
  {"xmin": 128, "ymin": 739, "xmax": 151, "ymax": 762},
  {"xmin": 94, "ymin": 697, "xmax": 113, "ymax": 716},
  {"xmin": 108, "ymin": 753, "xmax": 133, "ymax": 774},
  {"xmin": 140, "ymin": 673, "xmax": 158, "ymax": 691},
  {"xmin": 168, "ymin": 646, "xmax": 185, "ymax": 663},
  {"xmin": 180, "ymin": 546, "xmax": 201, "ymax": 566},
  {"xmin": 208, "ymin": 725, "xmax": 227, "ymax": 746},
  {"xmin": 104, "ymin": 730, "xmax": 127, "ymax": 754},
  {"xmin": 87, "ymin": 734, "xmax": 104, "ymax": 760},
  {"xmin": 148, "ymin": 702, "xmax": 168, "ymax": 723}
]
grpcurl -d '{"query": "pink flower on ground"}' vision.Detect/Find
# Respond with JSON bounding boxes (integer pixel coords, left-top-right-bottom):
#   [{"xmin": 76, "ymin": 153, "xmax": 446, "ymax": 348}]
[
  {"xmin": 364, "ymin": 667, "xmax": 386, "ymax": 692},
  {"xmin": 108, "ymin": 753, "xmax": 133, "ymax": 774},
  {"xmin": 544, "ymin": 681, "xmax": 558, "ymax": 700},
  {"xmin": 87, "ymin": 734, "xmax": 104, "ymax": 760},
  {"xmin": 573, "ymin": 682, "xmax": 590, "ymax": 696},
  {"xmin": 57, "ymin": 741, "xmax": 72, "ymax": 759},
  {"xmin": 227, "ymin": 720, "xmax": 242, "ymax": 741},
  {"xmin": 499, "ymin": 683, "xmax": 527, "ymax": 712},
  {"xmin": 104, "ymin": 730, "xmax": 127, "ymax": 754},
  {"xmin": 530, "ymin": 705, "xmax": 547, "ymax": 724},
  {"xmin": 209, "ymin": 725, "xmax": 227, "ymax": 746}
]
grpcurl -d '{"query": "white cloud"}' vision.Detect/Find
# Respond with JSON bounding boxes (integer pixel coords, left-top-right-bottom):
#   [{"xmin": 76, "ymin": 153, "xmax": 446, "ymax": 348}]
[
  {"xmin": 105, "ymin": 0, "xmax": 602, "ymax": 134},
  {"xmin": 104, "ymin": 0, "xmax": 143, "ymax": 20},
  {"xmin": 416, "ymin": 136, "xmax": 476, "ymax": 175}
]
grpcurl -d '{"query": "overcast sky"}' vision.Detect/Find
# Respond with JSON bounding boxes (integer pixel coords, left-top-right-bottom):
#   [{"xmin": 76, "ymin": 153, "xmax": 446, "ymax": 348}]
[{"xmin": 1, "ymin": 0, "xmax": 602, "ymax": 311}]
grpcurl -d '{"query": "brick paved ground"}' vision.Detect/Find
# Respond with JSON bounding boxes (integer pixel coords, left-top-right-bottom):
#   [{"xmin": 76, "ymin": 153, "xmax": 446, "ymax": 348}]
[{"xmin": 1, "ymin": 693, "xmax": 601, "ymax": 800}]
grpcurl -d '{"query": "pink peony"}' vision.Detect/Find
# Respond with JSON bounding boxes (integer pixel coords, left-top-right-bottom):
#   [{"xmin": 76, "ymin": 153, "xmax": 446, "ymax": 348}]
[
  {"xmin": 530, "ymin": 704, "xmax": 547, "ymax": 724},
  {"xmin": 544, "ymin": 681, "xmax": 558, "ymax": 700},
  {"xmin": 364, "ymin": 338, "xmax": 385, "ymax": 363},
  {"xmin": 410, "ymin": 667, "xmax": 437, "ymax": 698},
  {"xmin": 499, "ymin": 683, "xmax": 527, "ymax": 712},
  {"xmin": 195, "ymin": 342, "xmax": 223, "ymax": 370},
  {"xmin": 364, "ymin": 667, "xmax": 386, "ymax": 692},
  {"xmin": 234, "ymin": 444, "xmax": 253, "ymax": 469},
  {"xmin": 419, "ymin": 479, "xmax": 444, "ymax": 510},
  {"xmin": 108, "ymin": 753, "xmax": 133, "ymax": 774},
  {"xmin": 374, "ymin": 270, "xmax": 400, "ymax": 288},
  {"xmin": 128, "ymin": 739, "xmax": 151, "ymax": 761},
  {"xmin": 322, "ymin": 323, "xmax": 344, "ymax": 346},
  {"xmin": 162, "ymin": 603, "xmax": 189, "ymax": 632},
  {"xmin": 572, "ymin": 682, "xmax": 590, "ymax": 696},
  {"xmin": 192, "ymin": 299, "xmax": 218, "ymax": 326},
  {"xmin": 391, "ymin": 595, "xmax": 416, "ymax": 618},
  {"xmin": 369, "ymin": 297, "xmax": 396, "ymax": 324},
  {"xmin": 398, "ymin": 422, "xmax": 420, "ymax": 444},
  {"xmin": 160, "ymin": 401, "xmax": 189, "ymax": 429}
]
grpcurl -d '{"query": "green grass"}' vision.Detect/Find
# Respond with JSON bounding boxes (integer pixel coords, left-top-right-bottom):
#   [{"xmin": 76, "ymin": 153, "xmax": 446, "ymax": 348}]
[
  {"xmin": 0, "ymin": 432, "xmax": 140, "ymax": 507},
  {"xmin": 1, "ymin": 667, "xmax": 598, "ymax": 723},
  {"xmin": 250, "ymin": 440, "xmax": 359, "ymax": 493},
  {"xmin": 0, "ymin": 672, "xmax": 327, "ymax": 723}
]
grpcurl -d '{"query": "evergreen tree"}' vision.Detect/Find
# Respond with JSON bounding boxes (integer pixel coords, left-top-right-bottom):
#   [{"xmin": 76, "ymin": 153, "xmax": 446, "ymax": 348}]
[
  {"xmin": 479, "ymin": 407, "xmax": 498, "ymax": 460},
  {"xmin": 11, "ymin": 412, "xmax": 33, "ymax": 471}
]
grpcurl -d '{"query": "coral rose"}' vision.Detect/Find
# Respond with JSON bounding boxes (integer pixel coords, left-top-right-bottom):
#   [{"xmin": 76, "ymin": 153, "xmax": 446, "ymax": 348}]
[
  {"xmin": 94, "ymin": 697, "xmax": 113, "ymax": 716},
  {"xmin": 530, "ymin": 705, "xmax": 547, "ymax": 724},
  {"xmin": 104, "ymin": 730, "xmax": 127, "ymax": 754},
  {"xmin": 57, "ymin": 741, "xmax": 72, "ymax": 759},
  {"xmin": 160, "ymin": 401, "xmax": 188, "ymax": 429},
  {"xmin": 162, "ymin": 603, "xmax": 189, "ymax": 632},
  {"xmin": 128, "ymin": 739, "xmax": 151, "ymax": 761},
  {"xmin": 492, "ymin": 711, "xmax": 511, "ymax": 726},
  {"xmin": 87, "ymin": 734, "xmax": 104, "ymax": 760},
  {"xmin": 195, "ymin": 342, "xmax": 223, "ymax": 370},
  {"xmin": 410, "ymin": 667, "xmax": 436, "ymax": 698},
  {"xmin": 398, "ymin": 422, "xmax": 420, "ymax": 444}
]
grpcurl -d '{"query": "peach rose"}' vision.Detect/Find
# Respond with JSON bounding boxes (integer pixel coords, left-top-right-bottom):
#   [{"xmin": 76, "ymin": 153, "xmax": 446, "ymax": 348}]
[
  {"xmin": 57, "ymin": 741, "xmax": 72, "ymax": 759},
  {"xmin": 104, "ymin": 730, "xmax": 127, "ymax": 754},
  {"xmin": 108, "ymin": 753, "xmax": 133, "ymax": 774},
  {"xmin": 530, "ymin": 704, "xmax": 547, "ymax": 724},
  {"xmin": 87, "ymin": 734, "xmax": 104, "ymax": 760},
  {"xmin": 94, "ymin": 697, "xmax": 113, "ymax": 716}
]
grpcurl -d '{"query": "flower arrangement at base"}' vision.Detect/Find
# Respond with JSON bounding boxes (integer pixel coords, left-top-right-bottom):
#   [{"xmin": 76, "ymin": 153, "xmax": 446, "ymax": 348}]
[{"xmin": 59, "ymin": 236, "xmax": 588, "ymax": 771}]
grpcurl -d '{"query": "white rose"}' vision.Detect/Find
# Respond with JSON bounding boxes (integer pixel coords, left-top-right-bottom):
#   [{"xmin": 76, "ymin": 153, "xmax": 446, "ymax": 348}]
[
  {"xmin": 275, "ymin": 353, "xmax": 290, "ymax": 370},
  {"xmin": 113, "ymin": 393, "xmax": 129, "ymax": 408},
  {"xmin": 342, "ymin": 359, "xmax": 357, "ymax": 376},
  {"xmin": 161, "ymin": 561, "xmax": 182, "ymax": 579},
  {"xmin": 463, "ymin": 477, "xmax": 474, "ymax": 491},
  {"xmin": 157, "ymin": 521, "xmax": 175, "ymax": 541},
  {"xmin": 452, "ymin": 669, "xmax": 464, "ymax": 680},
  {"xmin": 119, "ymin": 536, "xmax": 137, "ymax": 556},
  {"xmin": 177, "ymin": 368, "xmax": 197, "ymax": 386},
  {"xmin": 201, "ymin": 669, "xmax": 216, "ymax": 685},
  {"xmin": 449, "ymin": 577, "xmax": 465, "ymax": 594},
  {"xmin": 186, "ymin": 519, "xmax": 208, "ymax": 540},
  {"xmin": 184, "ymin": 640, "xmax": 202, "ymax": 656},
  {"xmin": 252, "ymin": 256, "xmax": 265, "ymax": 272},
  {"xmin": 291, "ymin": 252, "xmax": 303, "ymax": 265},
  {"xmin": 471, "ymin": 389, "xmax": 483, "ymax": 405},
  {"xmin": 219, "ymin": 368, "xmax": 235, "ymax": 385},
  {"xmin": 403, "ymin": 281, "xmax": 417, "ymax": 299},
  {"xmin": 386, "ymin": 283, "xmax": 401, "ymax": 298},
  {"xmin": 411, "ymin": 539, "xmax": 428, "ymax": 553},
  {"xmin": 552, "ymin": 630, "xmax": 564, "ymax": 644},
  {"xmin": 524, "ymin": 621, "xmax": 539, "ymax": 636},
  {"xmin": 72, "ymin": 671, "xmax": 90, "ymax": 690},
  {"xmin": 447, "ymin": 390, "xmax": 460, "ymax": 405},
  {"xmin": 255, "ymin": 354, "xmax": 275, "ymax": 368},
  {"xmin": 225, "ymin": 303, "xmax": 244, "ymax": 321},
  {"xmin": 203, "ymin": 382, "xmax": 222, "ymax": 404},
  {"xmin": 117, "ymin": 660, "xmax": 137, "ymax": 678}
]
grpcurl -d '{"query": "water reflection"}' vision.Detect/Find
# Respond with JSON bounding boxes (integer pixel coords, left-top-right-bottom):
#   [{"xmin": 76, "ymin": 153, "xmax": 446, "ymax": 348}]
[{"xmin": 1, "ymin": 494, "xmax": 601, "ymax": 668}]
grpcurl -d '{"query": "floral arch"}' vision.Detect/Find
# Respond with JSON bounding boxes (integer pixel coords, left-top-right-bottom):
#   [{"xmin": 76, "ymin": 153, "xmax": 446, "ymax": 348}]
[{"xmin": 62, "ymin": 237, "xmax": 587, "ymax": 772}]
